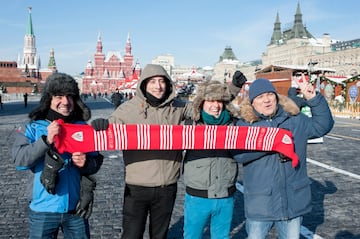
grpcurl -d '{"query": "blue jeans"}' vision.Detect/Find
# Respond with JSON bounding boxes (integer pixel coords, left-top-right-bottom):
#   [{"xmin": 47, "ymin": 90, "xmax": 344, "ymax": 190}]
[
  {"xmin": 246, "ymin": 216, "xmax": 302, "ymax": 239},
  {"xmin": 184, "ymin": 193, "xmax": 234, "ymax": 239},
  {"xmin": 29, "ymin": 210, "xmax": 90, "ymax": 239}
]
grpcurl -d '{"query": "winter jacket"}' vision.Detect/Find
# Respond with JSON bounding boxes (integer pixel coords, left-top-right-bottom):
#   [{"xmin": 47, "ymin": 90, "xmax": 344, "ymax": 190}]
[
  {"xmin": 233, "ymin": 93, "xmax": 334, "ymax": 221},
  {"xmin": 12, "ymin": 120, "xmax": 103, "ymax": 213},
  {"xmin": 108, "ymin": 64, "xmax": 192, "ymax": 187},
  {"xmin": 184, "ymin": 121, "xmax": 238, "ymax": 198}
]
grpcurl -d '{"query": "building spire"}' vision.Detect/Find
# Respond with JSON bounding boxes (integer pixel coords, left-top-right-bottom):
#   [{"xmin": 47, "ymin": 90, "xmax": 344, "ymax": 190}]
[
  {"xmin": 96, "ymin": 32, "xmax": 103, "ymax": 53},
  {"xmin": 48, "ymin": 48, "xmax": 57, "ymax": 71},
  {"xmin": 289, "ymin": 2, "xmax": 314, "ymax": 39},
  {"xmin": 125, "ymin": 32, "xmax": 131, "ymax": 55},
  {"xmin": 20, "ymin": 6, "xmax": 37, "ymax": 72},
  {"xmin": 26, "ymin": 7, "xmax": 34, "ymax": 35},
  {"xmin": 270, "ymin": 12, "xmax": 282, "ymax": 45}
]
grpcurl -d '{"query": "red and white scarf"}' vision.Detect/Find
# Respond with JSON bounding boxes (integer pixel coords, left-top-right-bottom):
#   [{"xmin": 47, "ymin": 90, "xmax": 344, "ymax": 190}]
[{"xmin": 54, "ymin": 120, "xmax": 299, "ymax": 167}]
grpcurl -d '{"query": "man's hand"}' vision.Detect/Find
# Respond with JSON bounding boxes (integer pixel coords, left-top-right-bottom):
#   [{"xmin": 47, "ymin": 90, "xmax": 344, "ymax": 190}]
[
  {"xmin": 47, "ymin": 121, "xmax": 61, "ymax": 144},
  {"xmin": 72, "ymin": 152, "xmax": 87, "ymax": 168},
  {"xmin": 294, "ymin": 73, "xmax": 316, "ymax": 100}
]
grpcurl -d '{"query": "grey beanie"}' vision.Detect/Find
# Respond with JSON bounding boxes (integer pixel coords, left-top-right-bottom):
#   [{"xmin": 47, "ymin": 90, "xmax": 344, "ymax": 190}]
[
  {"xmin": 192, "ymin": 80, "xmax": 231, "ymax": 121},
  {"xmin": 249, "ymin": 78, "xmax": 277, "ymax": 102}
]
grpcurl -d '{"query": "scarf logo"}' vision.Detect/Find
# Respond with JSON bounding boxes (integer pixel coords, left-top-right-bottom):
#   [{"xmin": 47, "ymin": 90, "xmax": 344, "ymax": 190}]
[
  {"xmin": 282, "ymin": 134, "xmax": 292, "ymax": 144},
  {"xmin": 71, "ymin": 131, "xmax": 84, "ymax": 142}
]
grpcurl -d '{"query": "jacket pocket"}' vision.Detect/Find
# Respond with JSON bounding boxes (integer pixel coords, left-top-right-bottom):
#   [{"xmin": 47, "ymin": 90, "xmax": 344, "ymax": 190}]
[
  {"xmin": 289, "ymin": 177, "xmax": 312, "ymax": 215},
  {"xmin": 244, "ymin": 186, "xmax": 273, "ymax": 218}
]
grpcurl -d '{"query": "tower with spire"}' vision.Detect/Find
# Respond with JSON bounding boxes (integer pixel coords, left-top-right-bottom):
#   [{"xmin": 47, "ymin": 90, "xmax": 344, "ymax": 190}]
[
  {"xmin": 18, "ymin": 7, "xmax": 38, "ymax": 76},
  {"xmin": 48, "ymin": 48, "xmax": 57, "ymax": 71},
  {"xmin": 82, "ymin": 33, "xmax": 140, "ymax": 95},
  {"xmin": 269, "ymin": 12, "xmax": 282, "ymax": 45},
  {"xmin": 17, "ymin": 7, "xmax": 57, "ymax": 78}
]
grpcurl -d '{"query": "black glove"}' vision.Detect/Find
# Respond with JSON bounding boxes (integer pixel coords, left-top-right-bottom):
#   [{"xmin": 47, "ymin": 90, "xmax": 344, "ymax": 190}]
[
  {"xmin": 76, "ymin": 175, "xmax": 96, "ymax": 219},
  {"xmin": 91, "ymin": 118, "xmax": 109, "ymax": 131},
  {"xmin": 40, "ymin": 149, "xmax": 64, "ymax": 194},
  {"xmin": 232, "ymin": 70, "xmax": 247, "ymax": 88}
]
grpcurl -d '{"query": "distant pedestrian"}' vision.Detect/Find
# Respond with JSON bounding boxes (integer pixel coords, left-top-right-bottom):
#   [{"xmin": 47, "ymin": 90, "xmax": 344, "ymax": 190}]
[
  {"xmin": 111, "ymin": 88, "xmax": 123, "ymax": 109},
  {"xmin": 23, "ymin": 92, "xmax": 28, "ymax": 107},
  {"xmin": 0, "ymin": 94, "xmax": 3, "ymax": 109}
]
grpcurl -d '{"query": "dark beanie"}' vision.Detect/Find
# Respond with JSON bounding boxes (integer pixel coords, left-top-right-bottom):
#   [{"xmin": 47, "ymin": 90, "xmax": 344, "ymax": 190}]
[{"xmin": 249, "ymin": 78, "xmax": 277, "ymax": 102}]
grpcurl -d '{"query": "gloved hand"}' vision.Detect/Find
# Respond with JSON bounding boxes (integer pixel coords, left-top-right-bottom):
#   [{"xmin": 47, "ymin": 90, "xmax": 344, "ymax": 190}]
[
  {"xmin": 40, "ymin": 149, "xmax": 64, "ymax": 194},
  {"xmin": 232, "ymin": 70, "xmax": 247, "ymax": 88},
  {"xmin": 91, "ymin": 118, "xmax": 109, "ymax": 131},
  {"xmin": 76, "ymin": 175, "xmax": 96, "ymax": 219}
]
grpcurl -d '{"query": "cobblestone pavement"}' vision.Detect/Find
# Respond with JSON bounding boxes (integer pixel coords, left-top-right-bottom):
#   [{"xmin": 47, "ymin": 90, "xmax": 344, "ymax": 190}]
[{"xmin": 0, "ymin": 98, "xmax": 359, "ymax": 239}]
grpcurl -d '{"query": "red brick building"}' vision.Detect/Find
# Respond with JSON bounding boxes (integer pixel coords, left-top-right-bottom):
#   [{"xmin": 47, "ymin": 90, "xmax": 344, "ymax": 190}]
[{"xmin": 82, "ymin": 33, "xmax": 141, "ymax": 95}]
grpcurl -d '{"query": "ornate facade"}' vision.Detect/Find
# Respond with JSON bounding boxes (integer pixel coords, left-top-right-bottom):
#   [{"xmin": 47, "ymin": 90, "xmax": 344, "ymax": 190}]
[
  {"xmin": 82, "ymin": 33, "xmax": 141, "ymax": 95},
  {"xmin": 261, "ymin": 2, "xmax": 359, "ymax": 77}
]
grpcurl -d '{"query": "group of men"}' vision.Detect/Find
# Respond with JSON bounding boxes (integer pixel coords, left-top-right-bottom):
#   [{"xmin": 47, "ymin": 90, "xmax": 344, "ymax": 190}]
[{"xmin": 12, "ymin": 64, "xmax": 334, "ymax": 239}]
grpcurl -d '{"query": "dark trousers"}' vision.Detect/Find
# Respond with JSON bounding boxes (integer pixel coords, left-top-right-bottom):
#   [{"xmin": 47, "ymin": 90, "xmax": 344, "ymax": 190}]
[{"xmin": 121, "ymin": 183, "xmax": 177, "ymax": 239}]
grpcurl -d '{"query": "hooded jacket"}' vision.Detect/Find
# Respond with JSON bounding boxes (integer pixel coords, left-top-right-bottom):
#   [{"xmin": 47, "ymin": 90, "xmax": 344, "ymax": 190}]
[
  {"xmin": 233, "ymin": 93, "xmax": 334, "ymax": 221},
  {"xmin": 108, "ymin": 64, "xmax": 192, "ymax": 187}
]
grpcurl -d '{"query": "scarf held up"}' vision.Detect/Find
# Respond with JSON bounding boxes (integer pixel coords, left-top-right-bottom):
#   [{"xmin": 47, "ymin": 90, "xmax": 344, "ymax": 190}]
[{"xmin": 54, "ymin": 120, "xmax": 299, "ymax": 167}]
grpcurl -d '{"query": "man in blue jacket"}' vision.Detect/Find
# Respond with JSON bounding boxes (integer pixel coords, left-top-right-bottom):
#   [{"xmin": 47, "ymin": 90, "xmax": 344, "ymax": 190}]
[
  {"xmin": 233, "ymin": 75, "xmax": 334, "ymax": 239},
  {"xmin": 12, "ymin": 73, "xmax": 103, "ymax": 239}
]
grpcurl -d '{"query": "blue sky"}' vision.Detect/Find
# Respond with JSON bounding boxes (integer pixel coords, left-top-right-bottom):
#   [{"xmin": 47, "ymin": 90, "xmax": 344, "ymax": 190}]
[{"xmin": 0, "ymin": 0, "xmax": 359, "ymax": 75}]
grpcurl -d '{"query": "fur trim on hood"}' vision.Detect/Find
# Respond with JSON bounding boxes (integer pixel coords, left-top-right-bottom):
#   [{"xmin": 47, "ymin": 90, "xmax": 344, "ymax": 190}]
[
  {"xmin": 192, "ymin": 80, "xmax": 232, "ymax": 121},
  {"xmin": 235, "ymin": 94, "xmax": 300, "ymax": 123}
]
